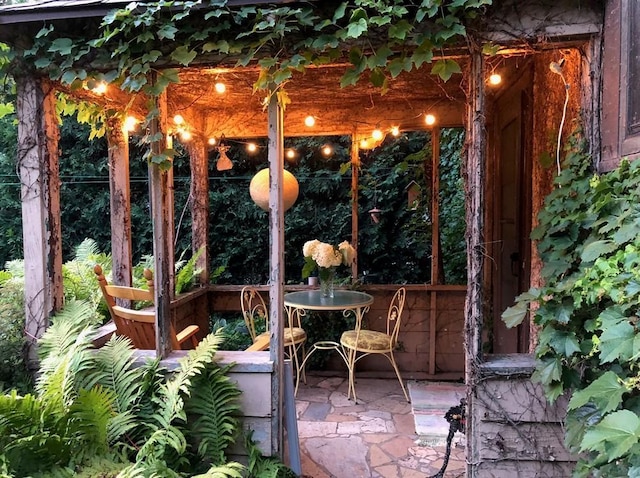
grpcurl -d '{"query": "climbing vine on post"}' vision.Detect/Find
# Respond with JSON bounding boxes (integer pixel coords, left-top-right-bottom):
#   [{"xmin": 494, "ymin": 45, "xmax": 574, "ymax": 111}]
[{"xmin": 503, "ymin": 131, "xmax": 640, "ymax": 477}]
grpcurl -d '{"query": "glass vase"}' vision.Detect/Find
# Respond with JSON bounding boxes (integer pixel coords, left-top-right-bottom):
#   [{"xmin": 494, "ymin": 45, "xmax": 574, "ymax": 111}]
[{"xmin": 318, "ymin": 267, "xmax": 335, "ymax": 298}]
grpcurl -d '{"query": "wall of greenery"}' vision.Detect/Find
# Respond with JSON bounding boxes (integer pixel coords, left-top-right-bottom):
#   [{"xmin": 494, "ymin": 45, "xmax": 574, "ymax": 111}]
[{"xmin": 0, "ymin": 115, "xmax": 466, "ymax": 285}]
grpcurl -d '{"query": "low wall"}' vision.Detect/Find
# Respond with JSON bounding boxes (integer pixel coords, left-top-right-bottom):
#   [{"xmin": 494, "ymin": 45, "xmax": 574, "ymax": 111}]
[
  {"xmin": 470, "ymin": 354, "xmax": 575, "ymax": 477},
  {"xmin": 209, "ymin": 284, "xmax": 466, "ymax": 380},
  {"xmin": 132, "ymin": 349, "xmax": 276, "ymax": 456}
]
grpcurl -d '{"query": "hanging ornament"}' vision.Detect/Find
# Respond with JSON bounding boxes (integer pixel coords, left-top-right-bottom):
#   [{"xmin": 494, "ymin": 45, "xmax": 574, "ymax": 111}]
[
  {"xmin": 216, "ymin": 136, "xmax": 233, "ymax": 171},
  {"xmin": 249, "ymin": 168, "xmax": 299, "ymax": 212}
]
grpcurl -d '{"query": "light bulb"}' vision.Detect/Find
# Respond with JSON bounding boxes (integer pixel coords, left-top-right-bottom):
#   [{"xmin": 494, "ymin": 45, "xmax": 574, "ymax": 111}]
[
  {"xmin": 180, "ymin": 130, "xmax": 192, "ymax": 141},
  {"xmin": 425, "ymin": 114, "xmax": 436, "ymax": 126},
  {"xmin": 124, "ymin": 116, "xmax": 138, "ymax": 132},
  {"xmin": 214, "ymin": 82, "xmax": 226, "ymax": 93},
  {"xmin": 321, "ymin": 144, "xmax": 333, "ymax": 157},
  {"xmin": 208, "ymin": 137, "xmax": 217, "ymax": 146},
  {"xmin": 360, "ymin": 138, "xmax": 370, "ymax": 149},
  {"xmin": 372, "ymin": 129, "xmax": 384, "ymax": 141},
  {"xmin": 173, "ymin": 114, "xmax": 184, "ymax": 125},
  {"xmin": 304, "ymin": 115, "xmax": 316, "ymax": 127},
  {"xmin": 391, "ymin": 126, "xmax": 400, "ymax": 137},
  {"xmin": 247, "ymin": 142, "xmax": 258, "ymax": 153},
  {"xmin": 285, "ymin": 148, "xmax": 296, "ymax": 160},
  {"xmin": 489, "ymin": 73, "xmax": 502, "ymax": 85},
  {"xmin": 92, "ymin": 81, "xmax": 107, "ymax": 95}
]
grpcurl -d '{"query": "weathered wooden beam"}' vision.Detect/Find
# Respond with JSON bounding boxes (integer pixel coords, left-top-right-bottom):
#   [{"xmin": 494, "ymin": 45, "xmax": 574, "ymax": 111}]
[
  {"xmin": 149, "ymin": 89, "xmax": 174, "ymax": 358},
  {"xmin": 465, "ymin": 45, "xmax": 486, "ymax": 478},
  {"xmin": 106, "ymin": 118, "xmax": 133, "ymax": 287},
  {"xmin": 17, "ymin": 77, "xmax": 63, "ymax": 367},
  {"xmin": 267, "ymin": 92, "xmax": 285, "ymax": 458},
  {"xmin": 350, "ymin": 137, "xmax": 359, "ymax": 279},
  {"xmin": 187, "ymin": 138, "xmax": 210, "ymax": 284}
]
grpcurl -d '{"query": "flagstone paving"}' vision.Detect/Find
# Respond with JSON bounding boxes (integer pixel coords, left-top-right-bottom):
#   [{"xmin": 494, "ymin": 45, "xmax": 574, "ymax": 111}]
[{"xmin": 294, "ymin": 376, "xmax": 466, "ymax": 478}]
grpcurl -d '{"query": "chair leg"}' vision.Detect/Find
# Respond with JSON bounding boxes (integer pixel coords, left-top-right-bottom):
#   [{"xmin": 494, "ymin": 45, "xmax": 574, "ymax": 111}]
[
  {"xmin": 386, "ymin": 351, "xmax": 410, "ymax": 403},
  {"xmin": 345, "ymin": 347, "xmax": 358, "ymax": 403}
]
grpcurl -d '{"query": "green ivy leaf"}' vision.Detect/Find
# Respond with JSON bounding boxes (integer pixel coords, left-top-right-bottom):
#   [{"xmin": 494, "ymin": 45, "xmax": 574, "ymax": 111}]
[
  {"xmin": 581, "ymin": 240, "xmax": 618, "ymax": 262},
  {"xmin": 332, "ymin": 2, "xmax": 347, "ymax": 22},
  {"xmin": 598, "ymin": 320, "xmax": 635, "ymax": 363},
  {"xmin": 170, "ymin": 46, "xmax": 197, "ymax": 66},
  {"xmin": 533, "ymin": 357, "xmax": 562, "ymax": 385},
  {"xmin": 49, "ymin": 38, "xmax": 74, "ymax": 56},
  {"xmin": 501, "ymin": 302, "xmax": 528, "ymax": 328},
  {"xmin": 482, "ymin": 43, "xmax": 501, "ymax": 56},
  {"xmin": 347, "ymin": 18, "xmax": 368, "ymax": 38},
  {"xmin": 581, "ymin": 410, "xmax": 640, "ymax": 460},
  {"xmin": 568, "ymin": 372, "xmax": 626, "ymax": 414},
  {"xmin": 388, "ymin": 20, "xmax": 412, "ymax": 40},
  {"xmin": 157, "ymin": 24, "xmax": 178, "ymax": 40},
  {"xmin": 431, "ymin": 59, "xmax": 461, "ymax": 81}
]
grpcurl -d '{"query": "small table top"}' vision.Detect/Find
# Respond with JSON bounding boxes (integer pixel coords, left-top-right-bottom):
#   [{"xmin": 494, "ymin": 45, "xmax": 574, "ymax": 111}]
[{"xmin": 284, "ymin": 290, "xmax": 374, "ymax": 311}]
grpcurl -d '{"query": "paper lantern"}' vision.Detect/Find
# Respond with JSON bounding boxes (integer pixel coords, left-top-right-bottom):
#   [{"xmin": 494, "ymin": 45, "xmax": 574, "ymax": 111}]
[{"xmin": 249, "ymin": 168, "xmax": 299, "ymax": 212}]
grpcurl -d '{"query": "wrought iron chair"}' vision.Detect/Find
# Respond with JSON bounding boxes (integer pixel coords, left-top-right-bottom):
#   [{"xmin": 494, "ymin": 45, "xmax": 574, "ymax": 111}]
[
  {"xmin": 94, "ymin": 265, "xmax": 200, "ymax": 350},
  {"xmin": 240, "ymin": 286, "xmax": 307, "ymax": 387},
  {"xmin": 340, "ymin": 287, "xmax": 409, "ymax": 403}
]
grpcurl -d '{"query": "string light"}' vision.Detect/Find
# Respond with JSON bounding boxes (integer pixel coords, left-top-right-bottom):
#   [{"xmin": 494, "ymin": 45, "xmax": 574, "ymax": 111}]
[
  {"xmin": 214, "ymin": 82, "xmax": 226, "ymax": 93},
  {"xmin": 246, "ymin": 142, "xmax": 258, "ymax": 153},
  {"xmin": 285, "ymin": 148, "xmax": 296, "ymax": 160},
  {"xmin": 180, "ymin": 130, "xmax": 192, "ymax": 141},
  {"xmin": 91, "ymin": 81, "xmax": 107, "ymax": 95},
  {"xmin": 489, "ymin": 73, "xmax": 502, "ymax": 85},
  {"xmin": 173, "ymin": 114, "xmax": 184, "ymax": 125},
  {"xmin": 371, "ymin": 129, "xmax": 384, "ymax": 141},
  {"xmin": 124, "ymin": 116, "xmax": 139, "ymax": 132},
  {"xmin": 425, "ymin": 114, "xmax": 436, "ymax": 126},
  {"xmin": 304, "ymin": 115, "xmax": 316, "ymax": 127},
  {"xmin": 321, "ymin": 144, "xmax": 333, "ymax": 157},
  {"xmin": 208, "ymin": 137, "xmax": 217, "ymax": 146},
  {"xmin": 390, "ymin": 126, "xmax": 400, "ymax": 137}
]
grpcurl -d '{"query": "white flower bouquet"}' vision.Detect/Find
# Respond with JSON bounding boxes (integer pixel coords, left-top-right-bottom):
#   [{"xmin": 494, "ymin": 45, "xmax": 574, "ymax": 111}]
[{"xmin": 302, "ymin": 239, "xmax": 356, "ymax": 281}]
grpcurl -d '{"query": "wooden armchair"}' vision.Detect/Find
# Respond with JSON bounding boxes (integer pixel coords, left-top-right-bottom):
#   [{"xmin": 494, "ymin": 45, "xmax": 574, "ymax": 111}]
[{"xmin": 93, "ymin": 265, "xmax": 200, "ymax": 350}]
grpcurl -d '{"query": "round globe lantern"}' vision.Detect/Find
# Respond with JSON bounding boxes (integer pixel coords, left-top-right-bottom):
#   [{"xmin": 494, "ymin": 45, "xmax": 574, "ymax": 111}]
[{"xmin": 249, "ymin": 168, "xmax": 299, "ymax": 212}]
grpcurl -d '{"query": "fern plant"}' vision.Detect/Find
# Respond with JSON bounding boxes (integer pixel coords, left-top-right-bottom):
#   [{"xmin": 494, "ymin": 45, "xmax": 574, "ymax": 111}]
[{"xmin": 0, "ymin": 299, "xmax": 292, "ymax": 477}]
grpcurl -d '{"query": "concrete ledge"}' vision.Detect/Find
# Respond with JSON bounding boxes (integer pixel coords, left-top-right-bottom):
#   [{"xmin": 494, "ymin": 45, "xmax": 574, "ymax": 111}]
[{"xmin": 131, "ymin": 349, "xmax": 274, "ymax": 373}]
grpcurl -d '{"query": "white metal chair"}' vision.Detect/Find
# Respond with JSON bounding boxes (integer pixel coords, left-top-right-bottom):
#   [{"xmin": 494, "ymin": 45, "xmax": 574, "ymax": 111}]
[
  {"xmin": 240, "ymin": 287, "xmax": 307, "ymax": 386},
  {"xmin": 340, "ymin": 287, "xmax": 409, "ymax": 403}
]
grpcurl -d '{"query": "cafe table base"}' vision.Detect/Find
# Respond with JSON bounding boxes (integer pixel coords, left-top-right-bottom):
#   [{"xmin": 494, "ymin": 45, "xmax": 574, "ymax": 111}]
[{"xmin": 295, "ymin": 340, "xmax": 351, "ymax": 395}]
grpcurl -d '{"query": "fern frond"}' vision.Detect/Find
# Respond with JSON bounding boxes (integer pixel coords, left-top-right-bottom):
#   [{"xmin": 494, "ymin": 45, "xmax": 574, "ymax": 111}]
[
  {"xmin": 185, "ymin": 365, "xmax": 241, "ymax": 465},
  {"xmin": 193, "ymin": 461, "xmax": 245, "ymax": 478},
  {"xmin": 38, "ymin": 300, "xmax": 97, "ymax": 362},
  {"xmin": 155, "ymin": 332, "xmax": 224, "ymax": 429},
  {"xmin": 73, "ymin": 238, "xmax": 100, "ymax": 262},
  {"xmin": 67, "ymin": 386, "xmax": 116, "ymax": 459},
  {"xmin": 83, "ymin": 335, "xmax": 142, "ymax": 413}
]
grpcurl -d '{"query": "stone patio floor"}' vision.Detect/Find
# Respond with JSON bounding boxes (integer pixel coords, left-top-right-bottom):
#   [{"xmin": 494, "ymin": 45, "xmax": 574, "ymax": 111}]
[{"xmin": 291, "ymin": 375, "xmax": 466, "ymax": 478}]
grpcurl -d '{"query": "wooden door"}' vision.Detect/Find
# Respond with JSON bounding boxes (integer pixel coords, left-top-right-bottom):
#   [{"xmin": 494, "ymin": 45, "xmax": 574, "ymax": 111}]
[{"xmin": 492, "ymin": 78, "xmax": 532, "ymax": 354}]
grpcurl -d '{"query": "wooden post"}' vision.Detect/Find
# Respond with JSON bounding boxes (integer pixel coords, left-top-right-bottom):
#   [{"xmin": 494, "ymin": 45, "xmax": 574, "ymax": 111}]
[
  {"xmin": 350, "ymin": 137, "xmax": 360, "ymax": 279},
  {"xmin": 149, "ymin": 87, "xmax": 173, "ymax": 358},
  {"xmin": 106, "ymin": 118, "xmax": 133, "ymax": 286},
  {"xmin": 465, "ymin": 45, "xmax": 486, "ymax": 477},
  {"xmin": 429, "ymin": 127, "xmax": 441, "ymax": 375},
  {"xmin": 17, "ymin": 76, "xmax": 63, "ymax": 368},
  {"xmin": 267, "ymin": 92, "xmax": 285, "ymax": 458},
  {"xmin": 187, "ymin": 138, "xmax": 209, "ymax": 284}
]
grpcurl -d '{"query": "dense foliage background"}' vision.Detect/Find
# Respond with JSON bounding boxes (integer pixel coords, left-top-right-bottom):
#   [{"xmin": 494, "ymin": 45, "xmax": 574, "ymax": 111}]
[{"xmin": 0, "ymin": 115, "xmax": 466, "ymax": 285}]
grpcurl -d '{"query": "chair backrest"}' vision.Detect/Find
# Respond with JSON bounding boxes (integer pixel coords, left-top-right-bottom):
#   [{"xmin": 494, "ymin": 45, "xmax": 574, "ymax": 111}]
[
  {"xmin": 240, "ymin": 286, "xmax": 269, "ymax": 342},
  {"xmin": 94, "ymin": 264, "xmax": 180, "ymax": 349},
  {"xmin": 386, "ymin": 287, "xmax": 406, "ymax": 345}
]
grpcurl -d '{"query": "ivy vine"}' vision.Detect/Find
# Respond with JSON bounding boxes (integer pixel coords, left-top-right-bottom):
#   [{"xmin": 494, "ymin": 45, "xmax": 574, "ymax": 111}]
[
  {"xmin": 503, "ymin": 131, "xmax": 640, "ymax": 477},
  {"xmin": 2, "ymin": 0, "xmax": 493, "ymax": 165}
]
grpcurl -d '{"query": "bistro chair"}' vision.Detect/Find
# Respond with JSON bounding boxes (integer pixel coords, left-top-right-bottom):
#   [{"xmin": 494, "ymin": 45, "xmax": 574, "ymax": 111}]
[
  {"xmin": 94, "ymin": 265, "xmax": 200, "ymax": 350},
  {"xmin": 240, "ymin": 286, "xmax": 307, "ymax": 387},
  {"xmin": 340, "ymin": 287, "xmax": 409, "ymax": 403}
]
